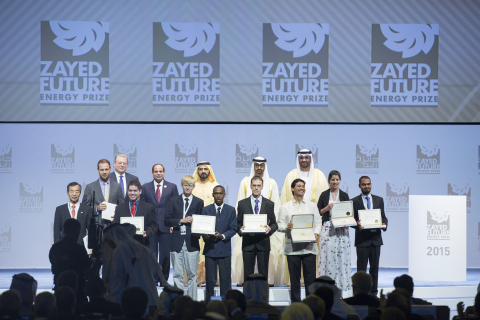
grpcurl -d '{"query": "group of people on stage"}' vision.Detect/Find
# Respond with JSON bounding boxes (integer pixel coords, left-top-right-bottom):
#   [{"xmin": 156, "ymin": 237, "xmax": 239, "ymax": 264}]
[{"xmin": 52, "ymin": 149, "xmax": 388, "ymax": 302}]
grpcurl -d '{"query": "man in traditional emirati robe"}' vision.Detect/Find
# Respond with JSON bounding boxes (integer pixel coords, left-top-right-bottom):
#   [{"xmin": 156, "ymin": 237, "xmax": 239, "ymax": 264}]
[
  {"xmin": 280, "ymin": 149, "xmax": 329, "ymax": 284},
  {"xmin": 192, "ymin": 161, "xmax": 219, "ymax": 286},
  {"xmin": 233, "ymin": 157, "xmax": 283, "ymax": 286}
]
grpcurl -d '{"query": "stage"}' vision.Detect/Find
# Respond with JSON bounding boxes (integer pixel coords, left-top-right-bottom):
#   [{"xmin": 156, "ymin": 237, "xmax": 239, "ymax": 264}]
[{"xmin": 1, "ymin": 267, "xmax": 477, "ymax": 319}]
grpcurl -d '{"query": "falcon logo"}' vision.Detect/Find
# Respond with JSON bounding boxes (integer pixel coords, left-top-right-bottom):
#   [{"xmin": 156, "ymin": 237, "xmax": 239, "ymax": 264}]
[
  {"xmin": 427, "ymin": 210, "xmax": 450, "ymax": 240},
  {"xmin": 51, "ymin": 144, "xmax": 75, "ymax": 173},
  {"xmin": 448, "ymin": 183, "xmax": 471, "ymax": 213},
  {"xmin": 50, "ymin": 21, "xmax": 109, "ymax": 56},
  {"xmin": 272, "ymin": 23, "xmax": 328, "ymax": 58},
  {"xmin": 236, "ymin": 144, "xmax": 259, "ymax": 172},
  {"xmin": 356, "ymin": 144, "xmax": 379, "ymax": 174},
  {"xmin": 416, "ymin": 145, "xmax": 440, "ymax": 174},
  {"xmin": 19, "ymin": 183, "xmax": 43, "ymax": 212},
  {"xmin": 381, "ymin": 24, "xmax": 439, "ymax": 59},
  {"xmin": 0, "ymin": 143, "xmax": 12, "ymax": 172},
  {"xmin": 386, "ymin": 183, "xmax": 409, "ymax": 212},
  {"xmin": 162, "ymin": 23, "xmax": 219, "ymax": 57},
  {"xmin": 0, "ymin": 222, "xmax": 11, "ymax": 252},
  {"xmin": 175, "ymin": 143, "xmax": 198, "ymax": 173}
]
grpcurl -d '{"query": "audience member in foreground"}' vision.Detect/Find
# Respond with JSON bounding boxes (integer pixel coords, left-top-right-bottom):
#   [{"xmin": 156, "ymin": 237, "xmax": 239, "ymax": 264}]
[
  {"xmin": 34, "ymin": 292, "xmax": 56, "ymax": 320},
  {"xmin": 53, "ymin": 286, "xmax": 76, "ymax": 320},
  {"xmin": 394, "ymin": 274, "xmax": 432, "ymax": 306},
  {"xmin": 343, "ymin": 271, "xmax": 380, "ymax": 307},
  {"xmin": 121, "ymin": 287, "xmax": 148, "ymax": 320},
  {"xmin": 226, "ymin": 290, "xmax": 247, "ymax": 314},
  {"xmin": 314, "ymin": 287, "xmax": 343, "ymax": 320},
  {"xmin": 10, "ymin": 273, "xmax": 37, "ymax": 319},
  {"xmin": 75, "ymin": 276, "xmax": 122, "ymax": 317},
  {"xmin": 380, "ymin": 307, "xmax": 407, "ymax": 320},
  {"xmin": 169, "ymin": 296, "xmax": 193, "ymax": 320},
  {"xmin": 303, "ymin": 295, "xmax": 326, "ymax": 320},
  {"xmin": 206, "ymin": 300, "xmax": 228, "ymax": 319},
  {"xmin": 157, "ymin": 286, "xmax": 184, "ymax": 318},
  {"xmin": 56, "ymin": 270, "xmax": 87, "ymax": 305},
  {"xmin": 310, "ymin": 276, "xmax": 358, "ymax": 317},
  {"xmin": 281, "ymin": 302, "xmax": 314, "ymax": 320},
  {"xmin": 181, "ymin": 301, "xmax": 207, "ymax": 320},
  {"xmin": 0, "ymin": 289, "xmax": 22, "ymax": 320},
  {"xmin": 457, "ymin": 291, "xmax": 480, "ymax": 320},
  {"xmin": 364, "ymin": 289, "xmax": 423, "ymax": 320},
  {"xmin": 243, "ymin": 274, "xmax": 281, "ymax": 318}
]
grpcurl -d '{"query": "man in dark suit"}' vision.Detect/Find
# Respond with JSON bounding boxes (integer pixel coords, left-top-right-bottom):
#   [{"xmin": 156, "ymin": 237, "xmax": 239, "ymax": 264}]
[
  {"xmin": 343, "ymin": 271, "xmax": 380, "ymax": 307},
  {"xmin": 202, "ymin": 185, "xmax": 237, "ymax": 297},
  {"xmin": 164, "ymin": 175, "xmax": 204, "ymax": 300},
  {"xmin": 112, "ymin": 180, "xmax": 158, "ymax": 246},
  {"xmin": 110, "ymin": 154, "xmax": 139, "ymax": 200},
  {"xmin": 82, "ymin": 159, "xmax": 124, "ymax": 225},
  {"xmin": 237, "ymin": 176, "xmax": 277, "ymax": 282},
  {"xmin": 141, "ymin": 163, "xmax": 179, "ymax": 282},
  {"xmin": 352, "ymin": 176, "xmax": 388, "ymax": 295},
  {"xmin": 54, "ymin": 182, "xmax": 93, "ymax": 245}
]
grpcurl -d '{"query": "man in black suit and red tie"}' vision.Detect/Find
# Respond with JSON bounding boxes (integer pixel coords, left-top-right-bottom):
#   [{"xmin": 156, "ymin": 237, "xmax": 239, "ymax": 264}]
[
  {"xmin": 112, "ymin": 180, "xmax": 158, "ymax": 245},
  {"xmin": 54, "ymin": 182, "xmax": 93, "ymax": 245},
  {"xmin": 237, "ymin": 176, "xmax": 277, "ymax": 282},
  {"xmin": 352, "ymin": 176, "xmax": 388, "ymax": 295},
  {"xmin": 141, "ymin": 164, "xmax": 179, "ymax": 283}
]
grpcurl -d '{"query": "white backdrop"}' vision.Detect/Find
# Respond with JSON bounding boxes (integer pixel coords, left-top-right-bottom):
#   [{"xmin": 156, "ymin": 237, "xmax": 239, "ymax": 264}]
[{"xmin": 0, "ymin": 123, "xmax": 479, "ymax": 269}]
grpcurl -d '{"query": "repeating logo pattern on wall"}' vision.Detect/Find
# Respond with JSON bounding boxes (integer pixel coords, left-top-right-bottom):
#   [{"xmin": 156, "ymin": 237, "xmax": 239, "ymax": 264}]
[
  {"xmin": 478, "ymin": 223, "xmax": 480, "ymax": 253},
  {"xmin": 356, "ymin": 144, "xmax": 379, "ymax": 174},
  {"xmin": 385, "ymin": 183, "xmax": 409, "ymax": 212},
  {"xmin": 427, "ymin": 210, "xmax": 449, "ymax": 240},
  {"xmin": 175, "ymin": 144, "xmax": 198, "ymax": 173},
  {"xmin": 448, "ymin": 183, "xmax": 471, "ymax": 213},
  {"xmin": 295, "ymin": 144, "xmax": 318, "ymax": 167},
  {"xmin": 19, "ymin": 183, "xmax": 43, "ymax": 212},
  {"xmin": 41, "ymin": 21, "xmax": 110, "ymax": 104},
  {"xmin": 236, "ymin": 144, "xmax": 258, "ymax": 173},
  {"xmin": 114, "ymin": 144, "xmax": 137, "ymax": 173},
  {"xmin": 51, "ymin": 144, "xmax": 74, "ymax": 173},
  {"xmin": 416, "ymin": 145, "xmax": 440, "ymax": 174},
  {"xmin": 263, "ymin": 23, "xmax": 329, "ymax": 106},
  {"xmin": 0, "ymin": 222, "xmax": 11, "ymax": 252},
  {"xmin": 153, "ymin": 23, "xmax": 220, "ymax": 105},
  {"xmin": 221, "ymin": 182, "xmax": 229, "ymax": 205},
  {"xmin": 0, "ymin": 143, "xmax": 12, "ymax": 173},
  {"xmin": 371, "ymin": 24, "xmax": 439, "ymax": 107},
  {"xmin": 478, "ymin": 146, "xmax": 480, "ymax": 174},
  {"xmin": 340, "ymin": 182, "xmax": 349, "ymax": 195}
]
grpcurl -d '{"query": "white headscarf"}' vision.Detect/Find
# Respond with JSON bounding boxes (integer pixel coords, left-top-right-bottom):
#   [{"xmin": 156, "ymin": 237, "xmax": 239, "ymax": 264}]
[
  {"xmin": 244, "ymin": 273, "xmax": 269, "ymax": 304},
  {"xmin": 246, "ymin": 157, "xmax": 270, "ymax": 199},
  {"xmin": 308, "ymin": 276, "xmax": 358, "ymax": 317},
  {"xmin": 296, "ymin": 150, "xmax": 314, "ymax": 201}
]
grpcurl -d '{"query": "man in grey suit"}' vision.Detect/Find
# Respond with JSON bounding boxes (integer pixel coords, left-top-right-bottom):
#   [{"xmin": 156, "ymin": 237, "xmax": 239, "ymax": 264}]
[
  {"xmin": 110, "ymin": 154, "xmax": 139, "ymax": 200},
  {"xmin": 82, "ymin": 159, "xmax": 124, "ymax": 225}
]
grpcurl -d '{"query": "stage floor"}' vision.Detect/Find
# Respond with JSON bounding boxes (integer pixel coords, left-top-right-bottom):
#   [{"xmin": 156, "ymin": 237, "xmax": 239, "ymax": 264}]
[{"xmin": 1, "ymin": 268, "xmax": 478, "ymax": 319}]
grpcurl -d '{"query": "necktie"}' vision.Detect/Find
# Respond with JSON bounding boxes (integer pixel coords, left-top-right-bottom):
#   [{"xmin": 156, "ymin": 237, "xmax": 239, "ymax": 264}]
[
  {"xmin": 254, "ymin": 199, "xmax": 259, "ymax": 214},
  {"xmin": 366, "ymin": 196, "xmax": 371, "ymax": 209},
  {"xmin": 184, "ymin": 198, "xmax": 189, "ymax": 215},
  {"xmin": 119, "ymin": 175, "xmax": 125, "ymax": 197},
  {"xmin": 72, "ymin": 204, "xmax": 76, "ymax": 219},
  {"xmin": 131, "ymin": 202, "xmax": 136, "ymax": 217},
  {"xmin": 156, "ymin": 184, "xmax": 161, "ymax": 203},
  {"xmin": 104, "ymin": 182, "xmax": 109, "ymax": 202},
  {"xmin": 217, "ymin": 207, "xmax": 221, "ymax": 216}
]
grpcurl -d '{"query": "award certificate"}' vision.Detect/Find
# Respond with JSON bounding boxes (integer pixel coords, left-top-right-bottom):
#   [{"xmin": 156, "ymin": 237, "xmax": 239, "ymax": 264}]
[
  {"xmin": 101, "ymin": 202, "xmax": 117, "ymax": 220},
  {"xmin": 243, "ymin": 214, "xmax": 267, "ymax": 233},
  {"xmin": 291, "ymin": 214, "xmax": 314, "ymax": 229},
  {"xmin": 331, "ymin": 201, "xmax": 357, "ymax": 228},
  {"xmin": 191, "ymin": 214, "xmax": 216, "ymax": 235},
  {"xmin": 120, "ymin": 216, "xmax": 144, "ymax": 234},
  {"xmin": 291, "ymin": 228, "xmax": 316, "ymax": 242},
  {"xmin": 358, "ymin": 209, "xmax": 383, "ymax": 229}
]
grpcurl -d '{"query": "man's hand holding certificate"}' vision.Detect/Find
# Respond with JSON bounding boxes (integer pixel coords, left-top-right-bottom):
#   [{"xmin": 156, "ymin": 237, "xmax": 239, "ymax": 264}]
[
  {"xmin": 331, "ymin": 201, "xmax": 356, "ymax": 228},
  {"xmin": 290, "ymin": 214, "xmax": 316, "ymax": 243},
  {"xmin": 242, "ymin": 214, "xmax": 268, "ymax": 233},
  {"xmin": 191, "ymin": 214, "xmax": 216, "ymax": 235},
  {"xmin": 358, "ymin": 209, "xmax": 386, "ymax": 229}
]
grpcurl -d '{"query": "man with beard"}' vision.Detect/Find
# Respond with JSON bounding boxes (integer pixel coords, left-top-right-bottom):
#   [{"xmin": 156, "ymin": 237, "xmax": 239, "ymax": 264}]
[
  {"xmin": 233, "ymin": 157, "xmax": 282, "ymax": 286},
  {"xmin": 192, "ymin": 161, "xmax": 219, "ymax": 286}
]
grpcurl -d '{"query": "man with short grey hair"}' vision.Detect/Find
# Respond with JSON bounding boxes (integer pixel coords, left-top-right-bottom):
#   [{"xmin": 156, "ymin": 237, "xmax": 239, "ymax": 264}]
[
  {"xmin": 343, "ymin": 271, "xmax": 380, "ymax": 307},
  {"xmin": 110, "ymin": 154, "xmax": 139, "ymax": 200}
]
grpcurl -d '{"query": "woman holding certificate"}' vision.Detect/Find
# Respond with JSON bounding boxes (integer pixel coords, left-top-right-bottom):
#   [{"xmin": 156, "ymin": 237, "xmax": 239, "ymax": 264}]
[{"xmin": 317, "ymin": 170, "xmax": 352, "ymax": 291}]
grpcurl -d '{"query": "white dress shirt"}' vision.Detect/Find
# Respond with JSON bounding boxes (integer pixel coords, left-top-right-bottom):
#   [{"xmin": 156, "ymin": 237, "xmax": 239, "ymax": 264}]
[
  {"xmin": 154, "ymin": 180, "xmax": 164, "ymax": 196},
  {"xmin": 362, "ymin": 194, "xmax": 372, "ymax": 209},
  {"xmin": 68, "ymin": 202, "xmax": 80, "ymax": 219},
  {"xmin": 115, "ymin": 171, "xmax": 127, "ymax": 195},
  {"xmin": 213, "ymin": 203, "xmax": 225, "ymax": 239},
  {"xmin": 250, "ymin": 195, "xmax": 263, "ymax": 214},
  {"xmin": 278, "ymin": 198, "xmax": 322, "ymax": 255}
]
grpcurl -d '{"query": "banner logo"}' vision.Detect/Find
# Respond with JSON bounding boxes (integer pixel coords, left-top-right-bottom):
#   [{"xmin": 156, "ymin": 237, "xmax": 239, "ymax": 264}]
[
  {"xmin": 236, "ymin": 144, "xmax": 259, "ymax": 173},
  {"xmin": 478, "ymin": 146, "xmax": 480, "ymax": 174},
  {"xmin": 416, "ymin": 145, "xmax": 440, "ymax": 174},
  {"xmin": 114, "ymin": 144, "xmax": 137, "ymax": 173},
  {"xmin": 0, "ymin": 222, "xmax": 11, "ymax": 252},
  {"xmin": 153, "ymin": 22, "xmax": 220, "ymax": 105},
  {"xmin": 448, "ymin": 183, "xmax": 471, "ymax": 213},
  {"xmin": 263, "ymin": 23, "xmax": 329, "ymax": 106},
  {"xmin": 427, "ymin": 210, "xmax": 450, "ymax": 240},
  {"xmin": 175, "ymin": 144, "xmax": 198, "ymax": 173},
  {"xmin": 371, "ymin": 24, "xmax": 439, "ymax": 107},
  {"xmin": 0, "ymin": 143, "xmax": 12, "ymax": 173},
  {"xmin": 41, "ymin": 21, "xmax": 109, "ymax": 104},
  {"xmin": 386, "ymin": 183, "xmax": 409, "ymax": 212},
  {"xmin": 356, "ymin": 144, "xmax": 379, "ymax": 174},
  {"xmin": 295, "ymin": 144, "xmax": 318, "ymax": 167},
  {"xmin": 19, "ymin": 183, "xmax": 43, "ymax": 212},
  {"xmin": 51, "ymin": 144, "xmax": 74, "ymax": 173}
]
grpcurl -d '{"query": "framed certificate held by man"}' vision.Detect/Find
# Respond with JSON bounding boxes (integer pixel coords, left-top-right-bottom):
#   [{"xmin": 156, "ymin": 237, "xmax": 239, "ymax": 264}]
[
  {"xmin": 291, "ymin": 214, "xmax": 315, "ymax": 242},
  {"xmin": 243, "ymin": 214, "xmax": 267, "ymax": 233},
  {"xmin": 331, "ymin": 201, "xmax": 356, "ymax": 228},
  {"xmin": 191, "ymin": 214, "xmax": 216, "ymax": 235},
  {"xmin": 358, "ymin": 209, "xmax": 384, "ymax": 229},
  {"xmin": 120, "ymin": 216, "xmax": 144, "ymax": 234}
]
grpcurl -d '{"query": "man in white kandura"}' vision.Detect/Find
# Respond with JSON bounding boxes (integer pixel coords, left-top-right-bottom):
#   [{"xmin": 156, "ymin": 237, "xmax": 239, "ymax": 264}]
[{"xmin": 233, "ymin": 157, "xmax": 282, "ymax": 286}]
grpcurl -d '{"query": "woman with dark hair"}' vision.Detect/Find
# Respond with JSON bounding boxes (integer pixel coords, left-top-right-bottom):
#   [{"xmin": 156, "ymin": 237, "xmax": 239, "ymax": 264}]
[{"xmin": 317, "ymin": 170, "xmax": 352, "ymax": 291}]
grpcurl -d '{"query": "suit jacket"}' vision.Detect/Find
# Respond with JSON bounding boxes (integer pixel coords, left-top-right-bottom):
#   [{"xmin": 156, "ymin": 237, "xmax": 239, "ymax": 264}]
[
  {"xmin": 109, "ymin": 172, "xmax": 139, "ymax": 200},
  {"xmin": 112, "ymin": 200, "xmax": 158, "ymax": 238},
  {"xmin": 202, "ymin": 203, "xmax": 237, "ymax": 258},
  {"xmin": 81, "ymin": 179, "xmax": 124, "ymax": 213},
  {"xmin": 343, "ymin": 293, "xmax": 380, "ymax": 307},
  {"xmin": 140, "ymin": 180, "xmax": 179, "ymax": 233},
  {"xmin": 237, "ymin": 196, "xmax": 278, "ymax": 252},
  {"xmin": 53, "ymin": 203, "xmax": 93, "ymax": 245},
  {"xmin": 164, "ymin": 194, "xmax": 204, "ymax": 252},
  {"xmin": 352, "ymin": 194, "xmax": 388, "ymax": 247},
  {"xmin": 317, "ymin": 189, "xmax": 350, "ymax": 224}
]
